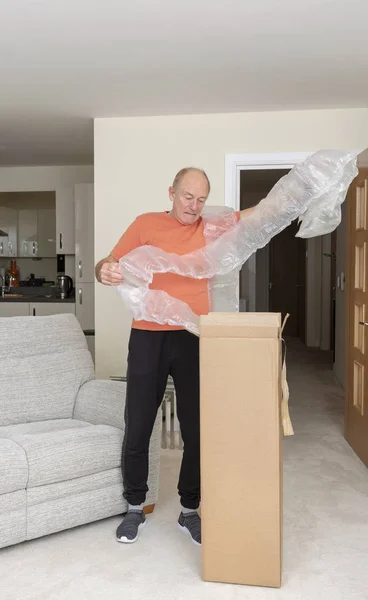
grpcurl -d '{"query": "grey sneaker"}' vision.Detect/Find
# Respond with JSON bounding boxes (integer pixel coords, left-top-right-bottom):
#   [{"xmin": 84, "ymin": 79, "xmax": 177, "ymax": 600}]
[
  {"xmin": 116, "ymin": 510, "xmax": 146, "ymax": 544},
  {"xmin": 178, "ymin": 511, "xmax": 201, "ymax": 546}
]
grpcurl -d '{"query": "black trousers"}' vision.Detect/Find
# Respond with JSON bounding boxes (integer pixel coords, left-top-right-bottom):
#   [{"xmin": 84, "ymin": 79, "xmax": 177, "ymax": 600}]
[{"xmin": 122, "ymin": 329, "xmax": 200, "ymax": 510}]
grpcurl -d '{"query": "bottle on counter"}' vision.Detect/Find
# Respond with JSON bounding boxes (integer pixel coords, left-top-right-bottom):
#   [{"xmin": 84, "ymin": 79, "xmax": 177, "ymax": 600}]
[{"xmin": 8, "ymin": 259, "xmax": 20, "ymax": 288}]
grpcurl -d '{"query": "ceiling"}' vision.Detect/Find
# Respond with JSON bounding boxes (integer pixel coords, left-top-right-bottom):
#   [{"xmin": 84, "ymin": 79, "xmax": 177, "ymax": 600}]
[{"xmin": 1, "ymin": 0, "xmax": 368, "ymax": 166}]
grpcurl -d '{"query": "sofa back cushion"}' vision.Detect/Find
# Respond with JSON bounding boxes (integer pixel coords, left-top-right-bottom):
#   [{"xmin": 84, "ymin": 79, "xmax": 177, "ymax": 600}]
[{"xmin": 0, "ymin": 314, "xmax": 94, "ymax": 426}]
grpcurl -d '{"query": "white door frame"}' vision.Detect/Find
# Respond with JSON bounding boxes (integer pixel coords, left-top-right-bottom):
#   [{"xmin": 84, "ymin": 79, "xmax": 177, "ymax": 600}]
[
  {"xmin": 224, "ymin": 152, "xmax": 312, "ymax": 210},
  {"xmin": 224, "ymin": 151, "xmax": 322, "ymax": 347}
]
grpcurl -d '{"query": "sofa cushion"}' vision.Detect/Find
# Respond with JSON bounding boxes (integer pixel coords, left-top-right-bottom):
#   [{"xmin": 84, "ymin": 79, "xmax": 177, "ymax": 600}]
[
  {"xmin": 0, "ymin": 418, "xmax": 91, "ymax": 437},
  {"xmin": 27, "ymin": 469, "xmax": 125, "ymax": 541},
  {"xmin": 0, "ymin": 438, "xmax": 28, "ymax": 494},
  {"xmin": 4, "ymin": 422, "xmax": 123, "ymax": 488},
  {"xmin": 0, "ymin": 314, "xmax": 95, "ymax": 426}
]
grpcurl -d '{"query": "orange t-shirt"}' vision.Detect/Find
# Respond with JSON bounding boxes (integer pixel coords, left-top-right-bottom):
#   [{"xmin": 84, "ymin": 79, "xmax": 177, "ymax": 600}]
[{"xmin": 111, "ymin": 211, "xmax": 239, "ymax": 331}]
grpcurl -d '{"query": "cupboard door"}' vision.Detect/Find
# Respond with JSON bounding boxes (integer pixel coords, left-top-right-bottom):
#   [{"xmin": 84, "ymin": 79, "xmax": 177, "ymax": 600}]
[
  {"xmin": 0, "ymin": 303, "xmax": 30, "ymax": 317},
  {"xmin": 75, "ymin": 282, "xmax": 94, "ymax": 330},
  {"xmin": 0, "ymin": 207, "xmax": 17, "ymax": 257},
  {"xmin": 30, "ymin": 302, "xmax": 76, "ymax": 317},
  {"xmin": 75, "ymin": 184, "xmax": 94, "ymax": 282},
  {"xmin": 37, "ymin": 209, "xmax": 56, "ymax": 257},
  {"xmin": 56, "ymin": 188, "xmax": 75, "ymax": 254},
  {"xmin": 18, "ymin": 210, "xmax": 38, "ymax": 257}
]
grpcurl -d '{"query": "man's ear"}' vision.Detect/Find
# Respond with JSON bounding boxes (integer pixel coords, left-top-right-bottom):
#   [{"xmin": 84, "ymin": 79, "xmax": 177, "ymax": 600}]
[{"xmin": 168, "ymin": 186, "xmax": 175, "ymax": 202}]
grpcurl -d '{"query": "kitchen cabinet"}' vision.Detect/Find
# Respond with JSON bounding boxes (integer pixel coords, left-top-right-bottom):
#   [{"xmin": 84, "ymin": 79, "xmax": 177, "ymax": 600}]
[
  {"xmin": 75, "ymin": 184, "xmax": 94, "ymax": 283},
  {"xmin": 37, "ymin": 209, "xmax": 57, "ymax": 257},
  {"xmin": 56, "ymin": 187, "xmax": 75, "ymax": 254},
  {"xmin": 0, "ymin": 303, "xmax": 29, "ymax": 317},
  {"xmin": 74, "ymin": 184, "xmax": 94, "ymax": 332},
  {"xmin": 85, "ymin": 333, "xmax": 95, "ymax": 363},
  {"xmin": 18, "ymin": 209, "xmax": 38, "ymax": 257},
  {"xmin": 75, "ymin": 283, "xmax": 94, "ymax": 330},
  {"xmin": 0, "ymin": 207, "xmax": 17, "ymax": 257},
  {"xmin": 30, "ymin": 302, "xmax": 76, "ymax": 317}
]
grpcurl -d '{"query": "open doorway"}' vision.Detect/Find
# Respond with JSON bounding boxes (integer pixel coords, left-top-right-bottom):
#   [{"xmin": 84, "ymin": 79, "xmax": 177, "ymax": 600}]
[{"xmin": 239, "ymin": 169, "xmax": 307, "ymax": 340}]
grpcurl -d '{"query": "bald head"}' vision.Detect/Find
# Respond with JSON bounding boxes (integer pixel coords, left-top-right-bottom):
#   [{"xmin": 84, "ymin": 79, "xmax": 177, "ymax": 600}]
[
  {"xmin": 172, "ymin": 168, "xmax": 211, "ymax": 195},
  {"xmin": 169, "ymin": 167, "xmax": 211, "ymax": 226}
]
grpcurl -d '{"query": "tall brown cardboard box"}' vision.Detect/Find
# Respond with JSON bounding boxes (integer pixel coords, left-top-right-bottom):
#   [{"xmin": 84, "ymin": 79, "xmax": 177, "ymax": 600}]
[{"xmin": 200, "ymin": 312, "xmax": 282, "ymax": 588}]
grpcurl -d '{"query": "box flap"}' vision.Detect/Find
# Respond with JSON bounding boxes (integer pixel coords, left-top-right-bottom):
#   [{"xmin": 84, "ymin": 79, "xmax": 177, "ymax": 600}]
[{"xmin": 200, "ymin": 312, "xmax": 281, "ymax": 339}]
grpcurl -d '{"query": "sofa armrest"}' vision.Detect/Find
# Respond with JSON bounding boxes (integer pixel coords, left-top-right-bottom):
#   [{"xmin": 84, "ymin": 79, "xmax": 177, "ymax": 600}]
[
  {"xmin": 73, "ymin": 378, "xmax": 162, "ymax": 509},
  {"xmin": 73, "ymin": 379, "xmax": 126, "ymax": 429}
]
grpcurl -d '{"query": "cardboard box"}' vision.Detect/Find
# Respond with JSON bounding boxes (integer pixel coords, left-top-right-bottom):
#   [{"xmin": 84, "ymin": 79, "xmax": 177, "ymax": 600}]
[{"xmin": 200, "ymin": 312, "xmax": 283, "ymax": 588}]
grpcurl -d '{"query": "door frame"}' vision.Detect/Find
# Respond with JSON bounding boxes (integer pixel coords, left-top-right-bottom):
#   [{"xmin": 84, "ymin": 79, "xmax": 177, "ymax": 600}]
[
  {"xmin": 224, "ymin": 152, "xmax": 313, "ymax": 210},
  {"xmin": 224, "ymin": 151, "xmax": 319, "ymax": 345}
]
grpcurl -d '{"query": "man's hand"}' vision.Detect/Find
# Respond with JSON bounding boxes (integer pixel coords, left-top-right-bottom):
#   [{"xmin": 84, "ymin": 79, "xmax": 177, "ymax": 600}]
[
  {"xmin": 240, "ymin": 206, "xmax": 255, "ymax": 220},
  {"xmin": 95, "ymin": 255, "xmax": 124, "ymax": 286}
]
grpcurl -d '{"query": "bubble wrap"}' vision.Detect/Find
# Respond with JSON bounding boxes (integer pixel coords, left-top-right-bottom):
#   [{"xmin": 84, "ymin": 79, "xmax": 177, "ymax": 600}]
[{"xmin": 116, "ymin": 150, "xmax": 359, "ymax": 335}]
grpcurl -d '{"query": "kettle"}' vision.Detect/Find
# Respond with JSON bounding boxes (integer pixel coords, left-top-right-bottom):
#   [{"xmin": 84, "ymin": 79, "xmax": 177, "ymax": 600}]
[{"xmin": 57, "ymin": 275, "xmax": 73, "ymax": 300}]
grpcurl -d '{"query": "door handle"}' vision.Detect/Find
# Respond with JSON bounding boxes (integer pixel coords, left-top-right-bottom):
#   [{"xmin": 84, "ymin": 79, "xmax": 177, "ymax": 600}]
[
  {"xmin": 268, "ymin": 282, "xmax": 273, "ymax": 290},
  {"xmin": 0, "ymin": 242, "xmax": 3, "ymax": 255},
  {"xmin": 8, "ymin": 241, "xmax": 13, "ymax": 255},
  {"xmin": 60, "ymin": 233, "xmax": 63, "ymax": 250},
  {"xmin": 79, "ymin": 288, "xmax": 83, "ymax": 305},
  {"xmin": 79, "ymin": 261, "xmax": 82, "ymax": 278},
  {"xmin": 23, "ymin": 242, "xmax": 28, "ymax": 255},
  {"xmin": 359, "ymin": 321, "xmax": 368, "ymax": 326}
]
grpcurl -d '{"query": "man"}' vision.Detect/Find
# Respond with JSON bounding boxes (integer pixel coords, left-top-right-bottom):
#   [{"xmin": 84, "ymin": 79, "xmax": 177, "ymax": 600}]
[{"xmin": 95, "ymin": 167, "xmax": 252, "ymax": 546}]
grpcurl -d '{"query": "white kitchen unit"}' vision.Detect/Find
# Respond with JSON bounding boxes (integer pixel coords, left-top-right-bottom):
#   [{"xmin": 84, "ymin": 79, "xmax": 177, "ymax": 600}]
[
  {"xmin": 30, "ymin": 303, "xmax": 76, "ymax": 317},
  {"xmin": 74, "ymin": 183, "xmax": 95, "ymax": 335},
  {"xmin": 0, "ymin": 207, "xmax": 17, "ymax": 257},
  {"xmin": 75, "ymin": 282, "xmax": 94, "ymax": 330},
  {"xmin": 18, "ymin": 209, "xmax": 38, "ymax": 257},
  {"xmin": 0, "ymin": 303, "xmax": 29, "ymax": 317},
  {"xmin": 56, "ymin": 187, "xmax": 75, "ymax": 254},
  {"xmin": 37, "ymin": 209, "xmax": 57, "ymax": 257},
  {"xmin": 75, "ymin": 184, "xmax": 94, "ymax": 283}
]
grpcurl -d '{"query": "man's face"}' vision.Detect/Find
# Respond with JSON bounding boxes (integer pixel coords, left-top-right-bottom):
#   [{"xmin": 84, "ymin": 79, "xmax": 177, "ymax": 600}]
[{"xmin": 169, "ymin": 172, "xmax": 209, "ymax": 225}]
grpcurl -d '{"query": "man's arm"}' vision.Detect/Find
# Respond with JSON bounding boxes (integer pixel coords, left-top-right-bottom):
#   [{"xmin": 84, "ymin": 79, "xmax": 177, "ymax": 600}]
[
  {"xmin": 95, "ymin": 217, "xmax": 143, "ymax": 286},
  {"xmin": 95, "ymin": 255, "xmax": 124, "ymax": 286},
  {"xmin": 240, "ymin": 206, "xmax": 255, "ymax": 220}
]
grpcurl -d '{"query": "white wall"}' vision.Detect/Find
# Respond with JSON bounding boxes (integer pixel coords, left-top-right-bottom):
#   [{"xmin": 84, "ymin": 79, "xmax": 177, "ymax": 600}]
[
  {"xmin": 94, "ymin": 108, "xmax": 368, "ymax": 378},
  {"xmin": 0, "ymin": 166, "xmax": 93, "ymax": 192}
]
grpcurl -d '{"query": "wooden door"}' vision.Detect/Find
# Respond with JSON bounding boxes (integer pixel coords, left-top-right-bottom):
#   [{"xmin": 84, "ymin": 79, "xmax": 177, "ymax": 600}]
[
  {"xmin": 269, "ymin": 221, "xmax": 306, "ymax": 338},
  {"xmin": 345, "ymin": 169, "xmax": 368, "ymax": 466}
]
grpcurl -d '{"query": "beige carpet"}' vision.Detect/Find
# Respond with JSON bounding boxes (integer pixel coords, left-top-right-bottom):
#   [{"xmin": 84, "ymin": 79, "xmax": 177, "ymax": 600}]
[{"xmin": 1, "ymin": 342, "xmax": 368, "ymax": 600}]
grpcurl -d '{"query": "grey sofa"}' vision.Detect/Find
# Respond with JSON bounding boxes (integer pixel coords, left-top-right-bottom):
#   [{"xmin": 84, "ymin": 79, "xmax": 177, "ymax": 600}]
[{"xmin": 0, "ymin": 313, "xmax": 161, "ymax": 549}]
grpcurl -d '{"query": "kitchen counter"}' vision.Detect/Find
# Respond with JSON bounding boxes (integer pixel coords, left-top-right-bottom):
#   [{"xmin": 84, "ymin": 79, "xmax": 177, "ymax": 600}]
[
  {"xmin": 0, "ymin": 295, "xmax": 75, "ymax": 303},
  {"xmin": 0, "ymin": 287, "xmax": 75, "ymax": 303}
]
